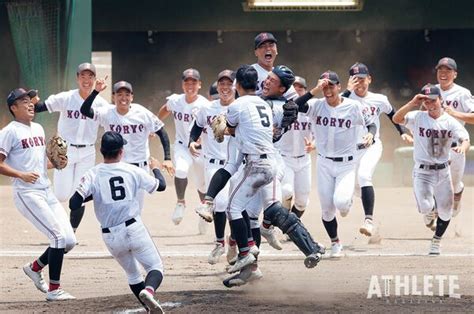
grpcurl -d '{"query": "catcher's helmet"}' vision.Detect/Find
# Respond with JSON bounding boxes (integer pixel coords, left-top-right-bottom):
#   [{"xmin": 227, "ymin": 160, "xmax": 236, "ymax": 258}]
[{"xmin": 272, "ymin": 65, "xmax": 295, "ymax": 91}]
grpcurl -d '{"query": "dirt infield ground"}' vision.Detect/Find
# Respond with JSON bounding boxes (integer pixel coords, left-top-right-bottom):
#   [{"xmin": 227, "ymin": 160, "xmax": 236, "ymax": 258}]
[{"xmin": 0, "ymin": 184, "xmax": 472, "ymax": 313}]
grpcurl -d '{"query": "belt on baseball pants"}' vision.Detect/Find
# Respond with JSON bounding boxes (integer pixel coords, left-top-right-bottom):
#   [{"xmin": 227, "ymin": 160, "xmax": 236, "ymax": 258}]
[
  {"xmin": 102, "ymin": 218, "xmax": 136, "ymax": 233},
  {"xmin": 129, "ymin": 161, "xmax": 148, "ymax": 167},
  {"xmin": 209, "ymin": 158, "xmax": 226, "ymax": 165},
  {"xmin": 70, "ymin": 144, "xmax": 94, "ymax": 148},
  {"xmin": 318, "ymin": 154, "xmax": 353, "ymax": 162},
  {"xmin": 244, "ymin": 154, "xmax": 267, "ymax": 160},
  {"xmin": 281, "ymin": 154, "xmax": 306, "ymax": 159},
  {"xmin": 419, "ymin": 163, "xmax": 448, "ymax": 170}
]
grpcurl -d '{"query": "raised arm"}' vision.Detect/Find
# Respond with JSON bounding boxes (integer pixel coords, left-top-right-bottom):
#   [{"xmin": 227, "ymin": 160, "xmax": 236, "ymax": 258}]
[{"xmin": 392, "ymin": 94, "xmax": 428, "ymax": 124}]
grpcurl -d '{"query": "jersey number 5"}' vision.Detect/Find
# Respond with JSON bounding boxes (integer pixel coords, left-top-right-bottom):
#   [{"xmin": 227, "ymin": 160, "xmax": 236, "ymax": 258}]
[
  {"xmin": 109, "ymin": 176, "xmax": 126, "ymax": 201},
  {"xmin": 256, "ymin": 105, "xmax": 270, "ymax": 127}
]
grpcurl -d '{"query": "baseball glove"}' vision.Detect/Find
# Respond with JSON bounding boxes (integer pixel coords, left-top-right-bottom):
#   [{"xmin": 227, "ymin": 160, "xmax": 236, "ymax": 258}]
[
  {"xmin": 46, "ymin": 135, "xmax": 68, "ymax": 170},
  {"xmin": 211, "ymin": 114, "xmax": 227, "ymax": 143},
  {"xmin": 281, "ymin": 100, "xmax": 298, "ymax": 129}
]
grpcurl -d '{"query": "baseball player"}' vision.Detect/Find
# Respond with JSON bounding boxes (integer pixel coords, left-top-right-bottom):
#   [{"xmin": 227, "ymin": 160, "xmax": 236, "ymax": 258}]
[
  {"xmin": 158, "ymin": 68, "xmax": 208, "ymax": 225},
  {"xmin": 293, "ymin": 76, "xmax": 308, "ymax": 97},
  {"xmin": 189, "ymin": 69, "xmax": 235, "ymax": 264},
  {"xmin": 392, "ymin": 84, "xmax": 470, "ymax": 254},
  {"xmin": 69, "ymin": 131, "xmax": 166, "ymax": 312},
  {"xmin": 344, "ymin": 62, "xmax": 412, "ymax": 236},
  {"xmin": 295, "ymin": 71, "xmax": 377, "ymax": 258},
  {"xmin": 33, "ymin": 63, "xmax": 110, "ymax": 232},
  {"xmin": 0, "ymin": 88, "xmax": 76, "ymax": 301},
  {"xmin": 434, "ymin": 57, "xmax": 474, "ymax": 217},
  {"xmin": 208, "ymin": 81, "xmax": 219, "ymax": 101},
  {"xmin": 252, "ymin": 32, "xmax": 298, "ymax": 101},
  {"xmin": 79, "ymin": 79, "xmax": 174, "ymax": 211}
]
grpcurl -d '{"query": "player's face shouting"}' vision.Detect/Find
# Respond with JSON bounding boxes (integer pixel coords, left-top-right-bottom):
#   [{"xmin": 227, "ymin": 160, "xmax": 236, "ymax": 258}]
[
  {"xmin": 323, "ymin": 83, "xmax": 341, "ymax": 106},
  {"xmin": 114, "ymin": 89, "xmax": 133, "ymax": 112},
  {"xmin": 12, "ymin": 96, "xmax": 35, "ymax": 121},
  {"xmin": 217, "ymin": 78, "xmax": 234, "ymax": 105},
  {"xmin": 255, "ymin": 41, "xmax": 278, "ymax": 70},
  {"xmin": 263, "ymin": 72, "xmax": 285, "ymax": 97},
  {"xmin": 353, "ymin": 76, "xmax": 371, "ymax": 97},
  {"xmin": 76, "ymin": 70, "xmax": 96, "ymax": 93},
  {"xmin": 437, "ymin": 66, "xmax": 457, "ymax": 90},
  {"xmin": 182, "ymin": 78, "xmax": 201, "ymax": 98}
]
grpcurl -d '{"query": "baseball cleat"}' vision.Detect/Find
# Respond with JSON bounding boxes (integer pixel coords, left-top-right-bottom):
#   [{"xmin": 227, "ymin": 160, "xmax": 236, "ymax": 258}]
[
  {"xmin": 46, "ymin": 288, "xmax": 76, "ymax": 301},
  {"xmin": 304, "ymin": 252, "xmax": 322, "ymax": 268},
  {"xmin": 423, "ymin": 211, "xmax": 437, "ymax": 231},
  {"xmin": 139, "ymin": 289, "xmax": 164, "ymax": 314},
  {"xmin": 329, "ymin": 242, "xmax": 343, "ymax": 258},
  {"xmin": 429, "ymin": 238, "xmax": 441, "ymax": 255},
  {"xmin": 227, "ymin": 253, "xmax": 256, "ymax": 274},
  {"xmin": 452, "ymin": 188, "xmax": 463, "ymax": 217},
  {"xmin": 223, "ymin": 264, "xmax": 263, "ymax": 288},
  {"xmin": 195, "ymin": 201, "xmax": 214, "ymax": 222},
  {"xmin": 226, "ymin": 236, "xmax": 238, "ymax": 264},
  {"xmin": 171, "ymin": 203, "xmax": 185, "ymax": 225},
  {"xmin": 208, "ymin": 242, "xmax": 225, "ymax": 265},
  {"xmin": 198, "ymin": 218, "xmax": 208, "ymax": 235},
  {"xmin": 23, "ymin": 263, "xmax": 48, "ymax": 293},
  {"xmin": 260, "ymin": 225, "xmax": 283, "ymax": 250},
  {"xmin": 249, "ymin": 245, "xmax": 260, "ymax": 258},
  {"xmin": 359, "ymin": 219, "xmax": 374, "ymax": 237}
]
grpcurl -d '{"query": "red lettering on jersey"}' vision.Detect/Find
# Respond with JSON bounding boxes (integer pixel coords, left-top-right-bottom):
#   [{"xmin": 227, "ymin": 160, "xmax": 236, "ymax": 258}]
[
  {"xmin": 184, "ymin": 113, "xmax": 190, "ymax": 122},
  {"xmin": 329, "ymin": 117, "xmax": 336, "ymax": 127},
  {"xmin": 138, "ymin": 125, "xmax": 144, "ymax": 132},
  {"xmin": 130, "ymin": 125, "xmax": 137, "ymax": 133},
  {"xmin": 33, "ymin": 137, "xmax": 40, "ymax": 146},
  {"xmin": 21, "ymin": 139, "xmax": 29, "ymax": 149},
  {"xmin": 73, "ymin": 111, "xmax": 80, "ymax": 119},
  {"xmin": 293, "ymin": 121, "xmax": 300, "ymax": 130},
  {"xmin": 115, "ymin": 125, "xmax": 122, "ymax": 133},
  {"xmin": 28, "ymin": 138, "xmax": 34, "ymax": 147},
  {"xmin": 370, "ymin": 107, "xmax": 377, "ymax": 115},
  {"xmin": 452, "ymin": 100, "xmax": 458, "ymax": 108},
  {"xmin": 123, "ymin": 125, "xmax": 130, "ymax": 134},
  {"xmin": 337, "ymin": 118, "xmax": 345, "ymax": 127},
  {"xmin": 67, "ymin": 110, "xmax": 73, "ymax": 118},
  {"xmin": 345, "ymin": 120, "xmax": 352, "ymax": 128}
]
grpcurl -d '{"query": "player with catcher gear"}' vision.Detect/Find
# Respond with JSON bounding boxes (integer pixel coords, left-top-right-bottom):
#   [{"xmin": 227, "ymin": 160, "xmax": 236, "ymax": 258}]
[{"xmin": 1, "ymin": 88, "xmax": 76, "ymax": 301}]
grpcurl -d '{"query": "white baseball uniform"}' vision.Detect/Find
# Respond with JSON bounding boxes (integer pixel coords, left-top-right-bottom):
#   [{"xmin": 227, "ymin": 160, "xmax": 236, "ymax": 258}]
[
  {"xmin": 166, "ymin": 93, "xmax": 207, "ymax": 192},
  {"xmin": 252, "ymin": 63, "xmax": 298, "ymax": 100},
  {"xmin": 92, "ymin": 103, "xmax": 165, "ymax": 209},
  {"xmin": 436, "ymin": 83, "xmax": 474, "ymax": 193},
  {"xmin": 195, "ymin": 99, "xmax": 231, "ymax": 213},
  {"xmin": 45, "ymin": 89, "xmax": 110, "ymax": 201},
  {"xmin": 0, "ymin": 121, "xmax": 76, "ymax": 251},
  {"xmin": 349, "ymin": 91, "xmax": 393, "ymax": 187},
  {"xmin": 402, "ymin": 110, "xmax": 469, "ymax": 221},
  {"xmin": 76, "ymin": 162, "xmax": 163, "ymax": 284},
  {"xmin": 305, "ymin": 97, "xmax": 374, "ymax": 221}
]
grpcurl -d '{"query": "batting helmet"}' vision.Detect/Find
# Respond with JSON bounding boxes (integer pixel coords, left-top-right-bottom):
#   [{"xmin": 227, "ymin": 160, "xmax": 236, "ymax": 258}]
[{"xmin": 272, "ymin": 65, "xmax": 296, "ymax": 91}]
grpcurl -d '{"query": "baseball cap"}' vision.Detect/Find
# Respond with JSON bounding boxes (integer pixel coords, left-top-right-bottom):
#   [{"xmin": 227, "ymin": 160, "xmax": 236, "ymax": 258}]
[
  {"xmin": 101, "ymin": 131, "xmax": 128, "ymax": 152},
  {"xmin": 113, "ymin": 81, "xmax": 133, "ymax": 93},
  {"xmin": 209, "ymin": 81, "xmax": 219, "ymax": 100},
  {"xmin": 76, "ymin": 63, "xmax": 96, "ymax": 76},
  {"xmin": 182, "ymin": 68, "xmax": 201, "ymax": 81},
  {"xmin": 293, "ymin": 76, "xmax": 307, "ymax": 88},
  {"xmin": 349, "ymin": 62, "xmax": 370, "ymax": 78},
  {"xmin": 7, "ymin": 88, "xmax": 37, "ymax": 106},
  {"xmin": 217, "ymin": 69, "xmax": 235, "ymax": 82},
  {"xmin": 320, "ymin": 70, "xmax": 340, "ymax": 84},
  {"xmin": 254, "ymin": 32, "xmax": 277, "ymax": 49},
  {"xmin": 435, "ymin": 57, "xmax": 457, "ymax": 71},
  {"xmin": 420, "ymin": 84, "xmax": 441, "ymax": 99}
]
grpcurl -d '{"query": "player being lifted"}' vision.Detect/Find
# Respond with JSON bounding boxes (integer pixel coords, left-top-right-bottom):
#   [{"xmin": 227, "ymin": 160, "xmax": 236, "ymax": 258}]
[
  {"xmin": 69, "ymin": 131, "xmax": 167, "ymax": 312},
  {"xmin": 392, "ymin": 84, "xmax": 469, "ymax": 255},
  {"xmin": 0, "ymin": 88, "xmax": 76, "ymax": 301},
  {"xmin": 158, "ymin": 69, "xmax": 209, "ymax": 225}
]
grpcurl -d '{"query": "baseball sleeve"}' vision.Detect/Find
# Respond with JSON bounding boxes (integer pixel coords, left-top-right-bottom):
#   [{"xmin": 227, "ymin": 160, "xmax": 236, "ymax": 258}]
[
  {"xmin": 136, "ymin": 167, "xmax": 160, "ymax": 194},
  {"xmin": 44, "ymin": 91, "xmax": 69, "ymax": 113},
  {"xmin": 146, "ymin": 109, "xmax": 165, "ymax": 133},
  {"xmin": 460, "ymin": 91, "xmax": 474, "ymax": 113},
  {"xmin": 195, "ymin": 105, "xmax": 207, "ymax": 128},
  {"xmin": 76, "ymin": 170, "xmax": 95, "ymax": 199},
  {"xmin": 451, "ymin": 118, "xmax": 470, "ymax": 142},
  {"xmin": 304, "ymin": 99, "xmax": 319, "ymax": 119},
  {"xmin": 402, "ymin": 110, "xmax": 418, "ymax": 131},
  {"xmin": 0, "ymin": 127, "xmax": 14, "ymax": 158},
  {"xmin": 226, "ymin": 102, "xmax": 240, "ymax": 127},
  {"xmin": 381, "ymin": 95, "xmax": 394, "ymax": 114}
]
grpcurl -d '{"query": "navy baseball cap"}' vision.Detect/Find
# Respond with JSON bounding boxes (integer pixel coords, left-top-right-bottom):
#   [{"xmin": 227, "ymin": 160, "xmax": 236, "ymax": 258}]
[
  {"xmin": 293, "ymin": 76, "xmax": 307, "ymax": 88},
  {"xmin": 254, "ymin": 32, "xmax": 277, "ymax": 49},
  {"xmin": 77, "ymin": 63, "xmax": 96, "ymax": 76},
  {"xmin": 101, "ymin": 131, "xmax": 128, "ymax": 151},
  {"xmin": 7, "ymin": 88, "xmax": 37, "ymax": 106},
  {"xmin": 182, "ymin": 68, "xmax": 201, "ymax": 81},
  {"xmin": 435, "ymin": 57, "xmax": 457, "ymax": 71},
  {"xmin": 420, "ymin": 84, "xmax": 441, "ymax": 99},
  {"xmin": 320, "ymin": 70, "xmax": 340, "ymax": 84},
  {"xmin": 349, "ymin": 62, "xmax": 370, "ymax": 78},
  {"xmin": 209, "ymin": 81, "xmax": 219, "ymax": 100},
  {"xmin": 113, "ymin": 81, "xmax": 133, "ymax": 93},
  {"xmin": 217, "ymin": 69, "xmax": 235, "ymax": 82}
]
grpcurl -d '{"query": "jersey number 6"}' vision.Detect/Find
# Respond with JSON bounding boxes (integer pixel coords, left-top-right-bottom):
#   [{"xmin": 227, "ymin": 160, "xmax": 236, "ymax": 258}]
[
  {"xmin": 109, "ymin": 176, "xmax": 126, "ymax": 201},
  {"xmin": 256, "ymin": 105, "xmax": 270, "ymax": 127}
]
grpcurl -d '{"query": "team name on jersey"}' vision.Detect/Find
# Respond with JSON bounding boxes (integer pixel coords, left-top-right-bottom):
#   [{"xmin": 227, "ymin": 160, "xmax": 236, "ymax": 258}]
[
  {"xmin": 444, "ymin": 100, "xmax": 460, "ymax": 109},
  {"xmin": 173, "ymin": 111, "xmax": 192, "ymax": 122},
  {"xmin": 364, "ymin": 106, "xmax": 380, "ymax": 116},
  {"xmin": 21, "ymin": 136, "xmax": 46, "ymax": 149},
  {"xmin": 418, "ymin": 128, "xmax": 452, "ymax": 138},
  {"xmin": 315, "ymin": 116, "xmax": 352, "ymax": 128},
  {"xmin": 109, "ymin": 124, "xmax": 145, "ymax": 134},
  {"xmin": 67, "ymin": 110, "xmax": 89, "ymax": 120},
  {"xmin": 286, "ymin": 121, "xmax": 311, "ymax": 131}
]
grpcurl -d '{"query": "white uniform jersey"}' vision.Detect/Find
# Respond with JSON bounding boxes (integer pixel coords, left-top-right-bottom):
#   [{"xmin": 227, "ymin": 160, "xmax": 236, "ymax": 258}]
[
  {"xmin": 349, "ymin": 91, "xmax": 393, "ymax": 140},
  {"xmin": 195, "ymin": 99, "xmax": 230, "ymax": 161},
  {"xmin": 226, "ymin": 95, "xmax": 275, "ymax": 155},
  {"xmin": 76, "ymin": 162, "xmax": 160, "ymax": 228},
  {"xmin": 166, "ymin": 94, "xmax": 209, "ymax": 144},
  {"xmin": 306, "ymin": 97, "xmax": 373, "ymax": 157},
  {"xmin": 93, "ymin": 104, "xmax": 164, "ymax": 163},
  {"xmin": 0, "ymin": 121, "xmax": 50, "ymax": 190},
  {"xmin": 45, "ymin": 89, "xmax": 110, "ymax": 144},
  {"xmin": 403, "ymin": 111, "xmax": 469, "ymax": 164},
  {"xmin": 251, "ymin": 63, "xmax": 298, "ymax": 100},
  {"xmin": 436, "ymin": 83, "xmax": 474, "ymax": 126}
]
